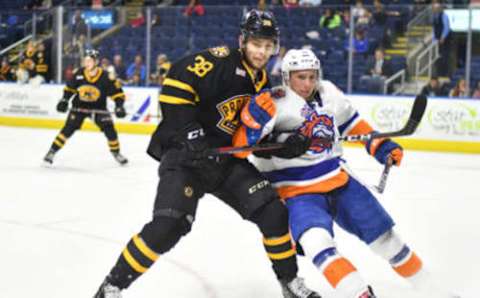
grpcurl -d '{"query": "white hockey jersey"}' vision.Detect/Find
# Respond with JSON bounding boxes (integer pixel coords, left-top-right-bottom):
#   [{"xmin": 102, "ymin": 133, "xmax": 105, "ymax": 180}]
[{"xmin": 252, "ymin": 80, "xmax": 367, "ymax": 200}]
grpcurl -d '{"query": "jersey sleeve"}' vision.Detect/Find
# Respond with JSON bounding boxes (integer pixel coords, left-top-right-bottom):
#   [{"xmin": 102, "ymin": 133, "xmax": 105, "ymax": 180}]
[
  {"xmin": 322, "ymin": 81, "xmax": 374, "ymax": 137},
  {"xmin": 62, "ymin": 69, "xmax": 80, "ymax": 100},
  {"xmin": 108, "ymin": 78, "xmax": 126, "ymax": 105},
  {"xmin": 159, "ymin": 50, "xmax": 221, "ymax": 107}
]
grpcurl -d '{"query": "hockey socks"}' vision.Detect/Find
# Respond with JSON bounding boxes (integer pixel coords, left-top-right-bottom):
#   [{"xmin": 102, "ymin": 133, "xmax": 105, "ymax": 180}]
[
  {"xmin": 263, "ymin": 233, "xmax": 298, "ymax": 281},
  {"xmin": 300, "ymin": 228, "xmax": 370, "ymax": 298},
  {"xmin": 107, "ymin": 234, "xmax": 159, "ymax": 289}
]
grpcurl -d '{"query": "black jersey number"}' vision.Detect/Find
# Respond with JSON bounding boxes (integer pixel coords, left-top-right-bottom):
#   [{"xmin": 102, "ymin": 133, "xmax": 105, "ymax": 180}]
[{"xmin": 187, "ymin": 55, "xmax": 214, "ymax": 78}]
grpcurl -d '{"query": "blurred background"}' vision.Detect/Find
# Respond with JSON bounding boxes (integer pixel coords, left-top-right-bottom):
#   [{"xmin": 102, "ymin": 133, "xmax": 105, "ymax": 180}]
[{"xmin": 0, "ymin": 0, "xmax": 479, "ymax": 98}]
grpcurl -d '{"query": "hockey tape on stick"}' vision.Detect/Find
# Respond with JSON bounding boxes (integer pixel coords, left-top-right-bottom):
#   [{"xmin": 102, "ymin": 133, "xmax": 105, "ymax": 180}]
[
  {"xmin": 207, "ymin": 94, "xmax": 428, "ymax": 156},
  {"xmin": 374, "ymin": 158, "xmax": 393, "ymax": 194},
  {"xmin": 69, "ymin": 107, "xmax": 161, "ymax": 118}
]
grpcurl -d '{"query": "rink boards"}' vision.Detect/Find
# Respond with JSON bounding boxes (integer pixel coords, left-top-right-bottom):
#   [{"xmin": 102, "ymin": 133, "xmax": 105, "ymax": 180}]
[{"xmin": 0, "ymin": 82, "xmax": 479, "ymax": 154}]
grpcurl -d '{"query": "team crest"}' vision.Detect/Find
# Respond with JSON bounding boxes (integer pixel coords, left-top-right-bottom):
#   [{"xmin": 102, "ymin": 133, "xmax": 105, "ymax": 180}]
[
  {"xmin": 216, "ymin": 94, "xmax": 250, "ymax": 134},
  {"xmin": 208, "ymin": 46, "xmax": 230, "ymax": 58},
  {"xmin": 299, "ymin": 107, "xmax": 335, "ymax": 154},
  {"xmin": 78, "ymin": 85, "xmax": 101, "ymax": 102}
]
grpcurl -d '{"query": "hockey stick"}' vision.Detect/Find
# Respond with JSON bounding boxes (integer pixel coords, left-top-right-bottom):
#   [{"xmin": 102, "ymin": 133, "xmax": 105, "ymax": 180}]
[
  {"xmin": 374, "ymin": 158, "xmax": 393, "ymax": 194},
  {"xmin": 69, "ymin": 107, "xmax": 162, "ymax": 118},
  {"xmin": 206, "ymin": 94, "xmax": 428, "ymax": 156}
]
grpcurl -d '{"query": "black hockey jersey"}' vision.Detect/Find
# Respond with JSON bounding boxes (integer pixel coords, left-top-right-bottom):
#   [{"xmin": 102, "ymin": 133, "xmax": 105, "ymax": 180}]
[
  {"xmin": 63, "ymin": 67, "xmax": 125, "ymax": 110},
  {"xmin": 148, "ymin": 46, "xmax": 270, "ymax": 160}
]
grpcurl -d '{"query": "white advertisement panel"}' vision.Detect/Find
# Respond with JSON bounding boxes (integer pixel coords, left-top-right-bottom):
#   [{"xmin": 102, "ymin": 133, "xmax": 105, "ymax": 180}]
[
  {"xmin": 0, "ymin": 83, "xmax": 64, "ymax": 119},
  {"xmin": 0, "ymin": 83, "xmax": 160, "ymax": 124},
  {"xmin": 349, "ymin": 95, "xmax": 480, "ymax": 142}
]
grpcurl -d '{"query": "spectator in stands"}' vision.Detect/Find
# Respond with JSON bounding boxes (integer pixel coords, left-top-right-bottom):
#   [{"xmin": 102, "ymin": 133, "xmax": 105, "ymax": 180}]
[
  {"xmin": 130, "ymin": 11, "xmax": 146, "ymax": 28},
  {"xmin": 128, "ymin": 73, "xmax": 142, "ymax": 86},
  {"xmin": 71, "ymin": 9, "xmax": 88, "ymax": 63},
  {"xmin": 183, "ymin": 0, "xmax": 205, "ymax": 17},
  {"xmin": 0, "ymin": 57, "xmax": 16, "ymax": 82},
  {"xmin": 268, "ymin": 46, "xmax": 286, "ymax": 85},
  {"xmin": 472, "ymin": 81, "xmax": 480, "ymax": 99},
  {"xmin": 17, "ymin": 41, "xmax": 39, "ymax": 84},
  {"xmin": 319, "ymin": 8, "xmax": 342, "ymax": 30},
  {"xmin": 126, "ymin": 54, "xmax": 146, "ymax": 84},
  {"xmin": 34, "ymin": 40, "xmax": 50, "ymax": 83},
  {"xmin": 112, "ymin": 54, "xmax": 127, "ymax": 83},
  {"xmin": 345, "ymin": 29, "xmax": 369, "ymax": 56},
  {"xmin": 282, "ymin": 0, "xmax": 299, "ymax": 9},
  {"xmin": 432, "ymin": 2, "xmax": 451, "ymax": 77},
  {"xmin": 420, "ymin": 76, "xmax": 448, "ymax": 97},
  {"xmin": 352, "ymin": 0, "xmax": 371, "ymax": 28},
  {"xmin": 449, "ymin": 78, "xmax": 468, "ymax": 98},
  {"xmin": 361, "ymin": 47, "xmax": 393, "ymax": 94},
  {"xmin": 372, "ymin": 0, "xmax": 400, "ymax": 27},
  {"xmin": 151, "ymin": 53, "xmax": 171, "ymax": 86}
]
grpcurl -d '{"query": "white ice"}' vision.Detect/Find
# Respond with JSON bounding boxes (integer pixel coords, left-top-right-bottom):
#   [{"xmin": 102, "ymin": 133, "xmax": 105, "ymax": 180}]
[{"xmin": 0, "ymin": 126, "xmax": 478, "ymax": 298}]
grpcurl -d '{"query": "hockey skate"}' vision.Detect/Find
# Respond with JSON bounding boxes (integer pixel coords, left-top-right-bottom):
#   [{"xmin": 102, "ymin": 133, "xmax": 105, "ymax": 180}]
[
  {"xmin": 42, "ymin": 150, "xmax": 56, "ymax": 166},
  {"xmin": 94, "ymin": 280, "xmax": 122, "ymax": 298},
  {"xmin": 280, "ymin": 277, "xmax": 322, "ymax": 298},
  {"xmin": 112, "ymin": 152, "xmax": 128, "ymax": 165}
]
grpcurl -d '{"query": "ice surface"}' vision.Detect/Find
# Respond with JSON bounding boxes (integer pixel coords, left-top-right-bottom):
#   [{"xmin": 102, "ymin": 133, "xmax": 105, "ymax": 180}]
[{"xmin": 1, "ymin": 126, "xmax": 478, "ymax": 298}]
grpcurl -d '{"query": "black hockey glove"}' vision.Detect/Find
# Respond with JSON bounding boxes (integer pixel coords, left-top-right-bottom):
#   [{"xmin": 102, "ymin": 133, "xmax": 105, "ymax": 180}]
[
  {"xmin": 115, "ymin": 105, "xmax": 127, "ymax": 118},
  {"xmin": 167, "ymin": 122, "xmax": 220, "ymax": 169},
  {"xmin": 56, "ymin": 99, "xmax": 69, "ymax": 113},
  {"xmin": 254, "ymin": 133, "xmax": 312, "ymax": 158}
]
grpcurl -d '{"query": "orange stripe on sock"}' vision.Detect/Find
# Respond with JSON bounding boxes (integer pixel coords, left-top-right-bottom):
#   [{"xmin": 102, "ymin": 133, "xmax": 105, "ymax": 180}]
[
  {"xmin": 323, "ymin": 257, "xmax": 357, "ymax": 288},
  {"xmin": 393, "ymin": 252, "xmax": 422, "ymax": 277}
]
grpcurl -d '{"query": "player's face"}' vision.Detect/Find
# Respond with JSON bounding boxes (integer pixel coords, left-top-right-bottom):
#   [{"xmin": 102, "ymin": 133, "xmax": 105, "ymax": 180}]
[
  {"xmin": 83, "ymin": 56, "xmax": 96, "ymax": 71},
  {"xmin": 289, "ymin": 69, "xmax": 318, "ymax": 99},
  {"xmin": 244, "ymin": 37, "xmax": 276, "ymax": 70}
]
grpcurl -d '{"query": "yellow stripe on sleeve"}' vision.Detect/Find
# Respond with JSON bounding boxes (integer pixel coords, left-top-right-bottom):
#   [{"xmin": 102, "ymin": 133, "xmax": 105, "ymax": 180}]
[{"xmin": 159, "ymin": 94, "xmax": 196, "ymax": 105}]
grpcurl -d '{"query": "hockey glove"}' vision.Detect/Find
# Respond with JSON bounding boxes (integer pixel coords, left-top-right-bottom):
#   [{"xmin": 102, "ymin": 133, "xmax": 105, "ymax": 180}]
[
  {"xmin": 168, "ymin": 122, "xmax": 221, "ymax": 169},
  {"xmin": 367, "ymin": 138, "xmax": 403, "ymax": 166},
  {"xmin": 56, "ymin": 99, "xmax": 69, "ymax": 113},
  {"xmin": 241, "ymin": 90, "xmax": 276, "ymax": 130},
  {"xmin": 272, "ymin": 133, "xmax": 312, "ymax": 159},
  {"xmin": 115, "ymin": 105, "xmax": 127, "ymax": 118},
  {"xmin": 238, "ymin": 90, "xmax": 276, "ymax": 148},
  {"xmin": 253, "ymin": 133, "xmax": 311, "ymax": 159}
]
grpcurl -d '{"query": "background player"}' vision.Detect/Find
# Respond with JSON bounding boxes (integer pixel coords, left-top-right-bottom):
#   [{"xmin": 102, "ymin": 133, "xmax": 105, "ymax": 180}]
[
  {"xmin": 43, "ymin": 49, "xmax": 128, "ymax": 166},
  {"xmin": 94, "ymin": 10, "xmax": 318, "ymax": 298},
  {"xmin": 236, "ymin": 48, "xmax": 458, "ymax": 298}
]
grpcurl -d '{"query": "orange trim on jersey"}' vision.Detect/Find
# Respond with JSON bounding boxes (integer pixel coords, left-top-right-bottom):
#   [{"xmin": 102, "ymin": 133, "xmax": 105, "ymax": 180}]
[
  {"xmin": 277, "ymin": 171, "xmax": 349, "ymax": 200},
  {"xmin": 232, "ymin": 125, "xmax": 250, "ymax": 159},
  {"xmin": 323, "ymin": 257, "xmax": 357, "ymax": 288},
  {"xmin": 393, "ymin": 252, "xmax": 422, "ymax": 278},
  {"xmin": 347, "ymin": 120, "xmax": 374, "ymax": 139}
]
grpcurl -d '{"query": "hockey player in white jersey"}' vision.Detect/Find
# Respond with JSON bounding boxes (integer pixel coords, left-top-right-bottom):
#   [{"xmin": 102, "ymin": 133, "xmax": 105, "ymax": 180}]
[{"xmin": 233, "ymin": 48, "xmax": 458, "ymax": 298}]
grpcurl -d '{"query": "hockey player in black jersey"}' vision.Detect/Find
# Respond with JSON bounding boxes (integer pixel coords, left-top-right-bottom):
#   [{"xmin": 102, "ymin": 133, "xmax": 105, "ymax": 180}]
[
  {"xmin": 43, "ymin": 49, "xmax": 128, "ymax": 166},
  {"xmin": 94, "ymin": 9, "xmax": 319, "ymax": 298}
]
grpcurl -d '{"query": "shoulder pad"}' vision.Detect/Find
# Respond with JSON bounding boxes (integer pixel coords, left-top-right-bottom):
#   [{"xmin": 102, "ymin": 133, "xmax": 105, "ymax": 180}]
[{"xmin": 207, "ymin": 46, "xmax": 231, "ymax": 58}]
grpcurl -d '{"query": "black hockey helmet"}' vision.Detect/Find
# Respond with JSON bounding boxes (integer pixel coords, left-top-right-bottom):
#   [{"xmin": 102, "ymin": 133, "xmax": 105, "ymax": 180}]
[
  {"xmin": 240, "ymin": 9, "xmax": 279, "ymax": 44},
  {"xmin": 85, "ymin": 48, "xmax": 100, "ymax": 60}
]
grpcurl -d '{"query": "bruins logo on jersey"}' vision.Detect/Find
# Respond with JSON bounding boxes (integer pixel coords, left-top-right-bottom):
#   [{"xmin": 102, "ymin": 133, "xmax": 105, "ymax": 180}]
[
  {"xmin": 216, "ymin": 94, "xmax": 250, "ymax": 134},
  {"xmin": 78, "ymin": 85, "xmax": 101, "ymax": 102},
  {"xmin": 208, "ymin": 46, "xmax": 230, "ymax": 58}
]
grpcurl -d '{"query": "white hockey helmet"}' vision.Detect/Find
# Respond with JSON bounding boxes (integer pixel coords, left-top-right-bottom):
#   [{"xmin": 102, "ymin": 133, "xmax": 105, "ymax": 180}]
[{"xmin": 281, "ymin": 48, "xmax": 322, "ymax": 86}]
